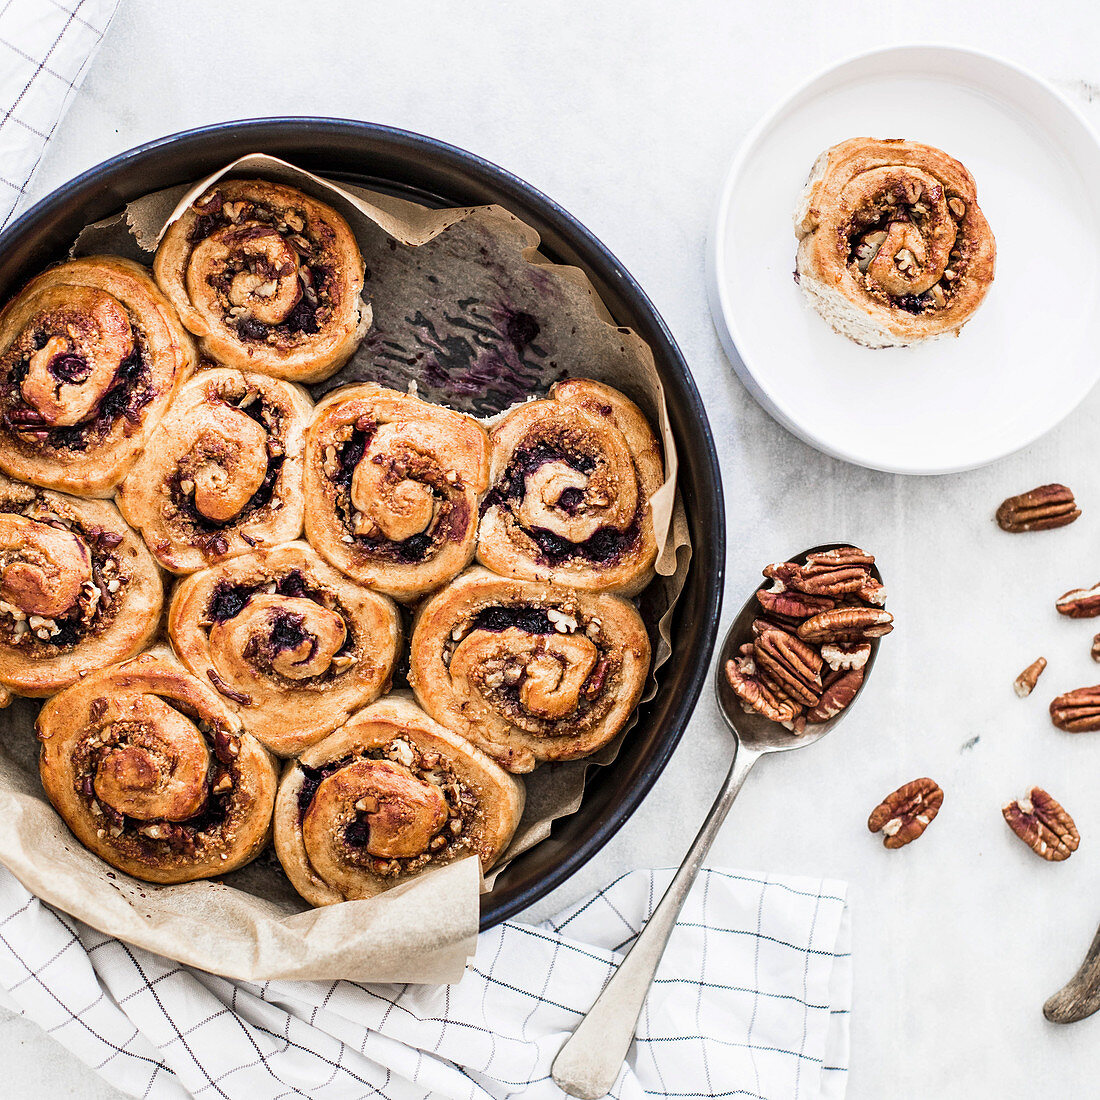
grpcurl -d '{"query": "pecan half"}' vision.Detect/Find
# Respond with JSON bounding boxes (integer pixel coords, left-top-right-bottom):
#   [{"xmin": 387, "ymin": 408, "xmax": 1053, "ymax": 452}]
[
  {"xmin": 753, "ymin": 629, "xmax": 822, "ymax": 706},
  {"xmin": 772, "ymin": 547, "xmax": 875, "ymax": 598},
  {"xmin": 820, "ymin": 642, "xmax": 871, "ymax": 671},
  {"xmin": 868, "ymin": 778, "xmax": 943, "ymax": 849},
  {"xmin": 724, "ymin": 657, "xmax": 799, "ymax": 724},
  {"xmin": 806, "ymin": 667, "xmax": 864, "ymax": 723},
  {"xmin": 1050, "ymin": 686, "xmax": 1100, "ymax": 731},
  {"xmin": 1013, "ymin": 657, "xmax": 1047, "ymax": 699},
  {"xmin": 1057, "ymin": 583, "xmax": 1100, "ymax": 618},
  {"xmin": 755, "ymin": 585, "xmax": 834, "ymax": 622},
  {"xmin": 1093, "ymin": 634, "xmax": 1100, "ymax": 663},
  {"xmin": 798, "ymin": 606, "xmax": 894, "ymax": 644},
  {"xmin": 1002, "ymin": 788, "xmax": 1079, "ymax": 861},
  {"xmin": 996, "ymin": 484, "xmax": 1080, "ymax": 532}
]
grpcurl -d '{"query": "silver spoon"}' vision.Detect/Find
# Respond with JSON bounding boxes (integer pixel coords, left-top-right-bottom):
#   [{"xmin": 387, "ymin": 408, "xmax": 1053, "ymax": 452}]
[{"xmin": 551, "ymin": 543, "xmax": 883, "ymax": 1099}]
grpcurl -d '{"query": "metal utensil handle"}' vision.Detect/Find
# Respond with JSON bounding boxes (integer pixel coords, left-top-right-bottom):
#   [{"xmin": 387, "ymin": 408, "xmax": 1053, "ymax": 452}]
[{"xmin": 551, "ymin": 743, "xmax": 763, "ymax": 1100}]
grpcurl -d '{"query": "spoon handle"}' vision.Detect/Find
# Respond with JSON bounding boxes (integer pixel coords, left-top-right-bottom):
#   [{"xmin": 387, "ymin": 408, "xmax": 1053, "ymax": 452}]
[
  {"xmin": 551, "ymin": 742, "xmax": 763, "ymax": 1100},
  {"xmin": 1044, "ymin": 920, "xmax": 1100, "ymax": 1023}
]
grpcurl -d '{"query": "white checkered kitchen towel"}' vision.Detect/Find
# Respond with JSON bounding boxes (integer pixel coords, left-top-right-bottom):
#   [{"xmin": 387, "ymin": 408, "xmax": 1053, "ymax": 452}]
[
  {"xmin": 0, "ymin": 0, "xmax": 120, "ymax": 230},
  {"xmin": 0, "ymin": 865, "xmax": 851, "ymax": 1099},
  {"xmin": 0, "ymin": 7, "xmax": 852, "ymax": 1098}
]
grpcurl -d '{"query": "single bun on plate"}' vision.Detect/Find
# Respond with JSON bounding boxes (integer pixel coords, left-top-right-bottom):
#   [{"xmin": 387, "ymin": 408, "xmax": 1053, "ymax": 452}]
[
  {"xmin": 0, "ymin": 472, "xmax": 162, "ymax": 700},
  {"xmin": 477, "ymin": 379, "xmax": 663, "ymax": 597},
  {"xmin": 409, "ymin": 567, "xmax": 650, "ymax": 773},
  {"xmin": 0, "ymin": 257, "xmax": 195, "ymax": 496},
  {"xmin": 794, "ymin": 137, "xmax": 996, "ymax": 348},
  {"xmin": 37, "ymin": 647, "xmax": 277, "ymax": 884},
  {"xmin": 274, "ymin": 691, "xmax": 524, "ymax": 905},
  {"xmin": 117, "ymin": 367, "xmax": 312, "ymax": 574},
  {"xmin": 167, "ymin": 541, "xmax": 401, "ymax": 757},
  {"xmin": 154, "ymin": 179, "xmax": 370, "ymax": 383},
  {"xmin": 303, "ymin": 383, "xmax": 490, "ymax": 601}
]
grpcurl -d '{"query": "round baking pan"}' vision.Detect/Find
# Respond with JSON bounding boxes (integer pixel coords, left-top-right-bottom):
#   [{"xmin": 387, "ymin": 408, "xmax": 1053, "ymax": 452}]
[{"xmin": 0, "ymin": 118, "xmax": 725, "ymax": 930}]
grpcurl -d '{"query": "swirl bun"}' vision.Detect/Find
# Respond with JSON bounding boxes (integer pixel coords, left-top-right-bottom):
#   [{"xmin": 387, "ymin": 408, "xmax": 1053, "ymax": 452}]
[
  {"xmin": 0, "ymin": 257, "xmax": 195, "ymax": 496},
  {"xmin": 154, "ymin": 180, "xmax": 370, "ymax": 383},
  {"xmin": 304, "ymin": 384, "xmax": 490, "ymax": 600},
  {"xmin": 117, "ymin": 368, "xmax": 311, "ymax": 573},
  {"xmin": 795, "ymin": 137, "xmax": 996, "ymax": 347},
  {"xmin": 0, "ymin": 472, "xmax": 161, "ymax": 699},
  {"xmin": 37, "ymin": 648, "xmax": 277, "ymax": 884},
  {"xmin": 274, "ymin": 692, "xmax": 524, "ymax": 905},
  {"xmin": 409, "ymin": 567, "xmax": 650, "ymax": 772},
  {"xmin": 477, "ymin": 379, "xmax": 663, "ymax": 596},
  {"xmin": 168, "ymin": 542, "xmax": 401, "ymax": 756}
]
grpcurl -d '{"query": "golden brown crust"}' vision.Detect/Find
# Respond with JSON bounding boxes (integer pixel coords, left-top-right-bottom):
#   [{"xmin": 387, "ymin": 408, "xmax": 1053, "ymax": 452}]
[
  {"xmin": 0, "ymin": 472, "xmax": 162, "ymax": 698},
  {"xmin": 154, "ymin": 179, "xmax": 370, "ymax": 383},
  {"xmin": 116, "ymin": 368, "xmax": 312, "ymax": 574},
  {"xmin": 167, "ymin": 541, "xmax": 401, "ymax": 757},
  {"xmin": 408, "ymin": 567, "xmax": 650, "ymax": 772},
  {"xmin": 477, "ymin": 379, "xmax": 662, "ymax": 597},
  {"xmin": 273, "ymin": 691, "xmax": 524, "ymax": 906},
  {"xmin": 0, "ymin": 257, "xmax": 196, "ymax": 496},
  {"xmin": 303, "ymin": 383, "xmax": 490, "ymax": 601},
  {"xmin": 794, "ymin": 138, "xmax": 996, "ymax": 347},
  {"xmin": 37, "ymin": 647, "xmax": 277, "ymax": 884}
]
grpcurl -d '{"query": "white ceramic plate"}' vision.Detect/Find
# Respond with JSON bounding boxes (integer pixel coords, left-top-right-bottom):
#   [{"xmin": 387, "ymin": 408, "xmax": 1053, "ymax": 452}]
[{"xmin": 708, "ymin": 45, "xmax": 1100, "ymax": 474}]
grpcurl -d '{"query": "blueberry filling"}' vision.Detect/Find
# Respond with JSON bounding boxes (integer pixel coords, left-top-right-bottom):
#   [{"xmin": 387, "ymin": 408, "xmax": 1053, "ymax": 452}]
[
  {"xmin": 297, "ymin": 756, "xmax": 353, "ymax": 818},
  {"xmin": 471, "ymin": 605, "xmax": 554, "ymax": 635},
  {"xmin": 267, "ymin": 610, "xmax": 310, "ymax": 652},
  {"xmin": 344, "ymin": 820, "xmax": 371, "ymax": 847},
  {"xmin": 208, "ymin": 582, "xmax": 249, "ymax": 622},
  {"xmin": 557, "ymin": 487, "xmax": 584, "ymax": 514},
  {"xmin": 48, "ymin": 354, "xmax": 91, "ymax": 385},
  {"xmin": 208, "ymin": 570, "xmax": 321, "ymax": 623},
  {"xmin": 527, "ymin": 522, "xmax": 639, "ymax": 566}
]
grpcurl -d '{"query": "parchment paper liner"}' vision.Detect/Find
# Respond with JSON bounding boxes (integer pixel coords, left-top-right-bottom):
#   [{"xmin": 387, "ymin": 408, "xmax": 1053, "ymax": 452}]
[{"xmin": 0, "ymin": 155, "xmax": 692, "ymax": 982}]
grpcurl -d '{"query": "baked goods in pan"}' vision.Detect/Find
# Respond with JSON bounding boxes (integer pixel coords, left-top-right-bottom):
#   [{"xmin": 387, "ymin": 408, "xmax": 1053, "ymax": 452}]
[
  {"xmin": 0, "ymin": 472, "xmax": 162, "ymax": 700},
  {"xmin": 168, "ymin": 541, "xmax": 401, "ymax": 757},
  {"xmin": 794, "ymin": 137, "xmax": 996, "ymax": 348},
  {"xmin": 477, "ymin": 379, "xmax": 663, "ymax": 597},
  {"xmin": 274, "ymin": 691, "xmax": 524, "ymax": 905},
  {"xmin": 154, "ymin": 179, "xmax": 370, "ymax": 383},
  {"xmin": 37, "ymin": 647, "xmax": 277, "ymax": 884},
  {"xmin": 117, "ymin": 367, "xmax": 311, "ymax": 574},
  {"xmin": 409, "ymin": 567, "xmax": 650, "ymax": 772},
  {"xmin": 303, "ymin": 383, "xmax": 490, "ymax": 601},
  {"xmin": 0, "ymin": 257, "xmax": 195, "ymax": 496}
]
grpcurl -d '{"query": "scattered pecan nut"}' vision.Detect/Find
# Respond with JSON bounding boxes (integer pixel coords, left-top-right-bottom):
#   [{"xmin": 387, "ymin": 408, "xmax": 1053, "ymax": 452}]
[
  {"xmin": 868, "ymin": 778, "xmax": 943, "ymax": 849},
  {"xmin": 797, "ymin": 606, "xmax": 894, "ymax": 644},
  {"xmin": 805, "ymin": 667, "xmax": 864, "ymax": 723},
  {"xmin": 1056, "ymin": 582, "xmax": 1100, "ymax": 618},
  {"xmin": 1013, "ymin": 657, "xmax": 1047, "ymax": 699},
  {"xmin": 1002, "ymin": 788, "xmax": 1079, "ymax": 861},
  {"xmin": 1050, "ymin": 686, "xmax": 1100, "ymax": 732},
  {"xmin": 996, "ymin": 484, "xmax": 1080, "ymax": 532},
  {"xmin": 1093, "ymin": 634, "xmax": 1100, "ymax": 663}
]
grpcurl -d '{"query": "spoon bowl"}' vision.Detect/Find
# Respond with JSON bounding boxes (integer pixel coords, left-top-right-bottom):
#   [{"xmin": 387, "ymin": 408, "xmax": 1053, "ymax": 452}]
[{"xmin": 713, "ymin": 541, "xmax": 884, "ymax": 753}]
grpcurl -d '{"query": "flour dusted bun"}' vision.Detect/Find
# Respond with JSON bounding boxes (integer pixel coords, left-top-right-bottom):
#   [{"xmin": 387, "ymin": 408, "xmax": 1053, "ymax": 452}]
[{"xmin": 794, "ymin": 137, "xmax": 996, "ymax": 348}]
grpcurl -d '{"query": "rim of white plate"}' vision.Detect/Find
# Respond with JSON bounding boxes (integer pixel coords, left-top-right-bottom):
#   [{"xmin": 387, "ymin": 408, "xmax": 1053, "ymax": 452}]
[{"xmin": 707, "ymin": 43, "xmax": 1100, "ymax": 475}]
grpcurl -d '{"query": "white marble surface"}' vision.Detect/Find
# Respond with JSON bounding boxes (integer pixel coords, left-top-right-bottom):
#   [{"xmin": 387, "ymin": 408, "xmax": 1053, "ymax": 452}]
[{"xmin": 7, "ymin": 1, "xmax": 1100, "ymax": 1096}]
